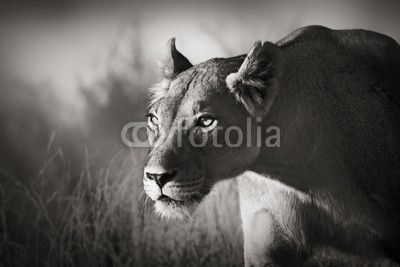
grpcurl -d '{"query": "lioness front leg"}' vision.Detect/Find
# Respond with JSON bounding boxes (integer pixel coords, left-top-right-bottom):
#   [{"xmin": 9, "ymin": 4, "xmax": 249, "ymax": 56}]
[{"xmin": 242, "ymin": 208, "xmax": 302, "ymax": 267}]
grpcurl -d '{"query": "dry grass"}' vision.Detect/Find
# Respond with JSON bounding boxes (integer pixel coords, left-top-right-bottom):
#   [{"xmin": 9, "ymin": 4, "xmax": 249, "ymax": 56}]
[{"xmin": 0, "ymin": 144, "xmax": 243, "ymax": 267}]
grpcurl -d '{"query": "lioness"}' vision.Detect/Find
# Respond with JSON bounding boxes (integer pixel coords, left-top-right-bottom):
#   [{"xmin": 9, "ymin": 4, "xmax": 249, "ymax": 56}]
[{"xmin": 143, "ymin": 26, "xmax": 400, "ymax": 266}]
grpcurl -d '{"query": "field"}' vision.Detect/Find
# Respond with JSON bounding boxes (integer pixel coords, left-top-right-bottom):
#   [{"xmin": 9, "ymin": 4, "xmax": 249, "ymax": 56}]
[{"xmin": 0, "ymin": 140, "xmax": 243, "ymax": 266}]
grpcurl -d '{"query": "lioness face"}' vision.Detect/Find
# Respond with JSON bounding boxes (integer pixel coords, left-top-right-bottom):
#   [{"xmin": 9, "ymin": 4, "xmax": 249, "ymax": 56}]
[{"xmin": 143, "ymin": 39, "xmax": 282, "ymax": 220}]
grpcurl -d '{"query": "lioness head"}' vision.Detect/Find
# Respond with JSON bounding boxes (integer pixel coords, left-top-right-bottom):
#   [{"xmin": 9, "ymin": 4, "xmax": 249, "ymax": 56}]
[{"xmin": 144, "ymin": 38, "xmax": 283, "ymax": 220}]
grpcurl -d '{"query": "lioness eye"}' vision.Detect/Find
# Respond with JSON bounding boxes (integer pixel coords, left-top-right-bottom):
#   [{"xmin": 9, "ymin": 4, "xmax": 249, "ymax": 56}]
[
  {"xmin": 197, "ymin": 116, "xmax": 215, "ymax": 128},
  {"xmin": 146, "ymin": 113, "xmax": 158, "ymax": 125}
]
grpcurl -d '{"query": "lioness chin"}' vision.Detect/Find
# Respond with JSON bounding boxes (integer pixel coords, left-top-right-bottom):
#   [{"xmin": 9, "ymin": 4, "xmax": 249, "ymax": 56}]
[{"xmin": 143, "ymin": 25, "xmax": 400, "ymax": 266}]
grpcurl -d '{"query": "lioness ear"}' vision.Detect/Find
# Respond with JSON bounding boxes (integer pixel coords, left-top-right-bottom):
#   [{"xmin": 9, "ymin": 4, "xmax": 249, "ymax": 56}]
[
  {"xmin": 158, "ymin": 38, "xmax": 193, "ymax": 89},
  {"xmin": 226, "ymin": 41, "xmax": 283, "ymax": 117}
]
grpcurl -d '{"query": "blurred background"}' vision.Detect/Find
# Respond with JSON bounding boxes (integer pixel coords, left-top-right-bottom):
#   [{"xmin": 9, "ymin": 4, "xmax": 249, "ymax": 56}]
[{"xmin": 0, "ymin": 0, "xmax": 399, "ymax": 266}]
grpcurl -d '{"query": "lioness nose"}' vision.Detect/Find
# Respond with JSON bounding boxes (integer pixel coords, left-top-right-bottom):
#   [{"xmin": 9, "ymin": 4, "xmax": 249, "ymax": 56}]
[{"xmin": 146, "ymin": 170, "xmax": 177, "ymax": 188}]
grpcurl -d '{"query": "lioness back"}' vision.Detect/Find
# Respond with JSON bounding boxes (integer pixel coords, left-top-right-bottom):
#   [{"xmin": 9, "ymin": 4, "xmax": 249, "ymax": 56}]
[{"xmin": 276, "ymin": 25, "xmax": 400, "ymax": 229}]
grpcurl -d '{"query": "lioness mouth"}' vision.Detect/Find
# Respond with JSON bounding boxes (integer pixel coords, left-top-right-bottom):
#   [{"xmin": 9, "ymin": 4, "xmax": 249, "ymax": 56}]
[
  {"xmin": 157, "ymin": 195, "xmax": 187, "ymax": 205},
  {"xmin": 158, "ymin": 195, "xmax": 174, "ymax": 203},
  {"xmin": 157, "ymin": 193, "xmax": 204, "ymax": 205}
]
